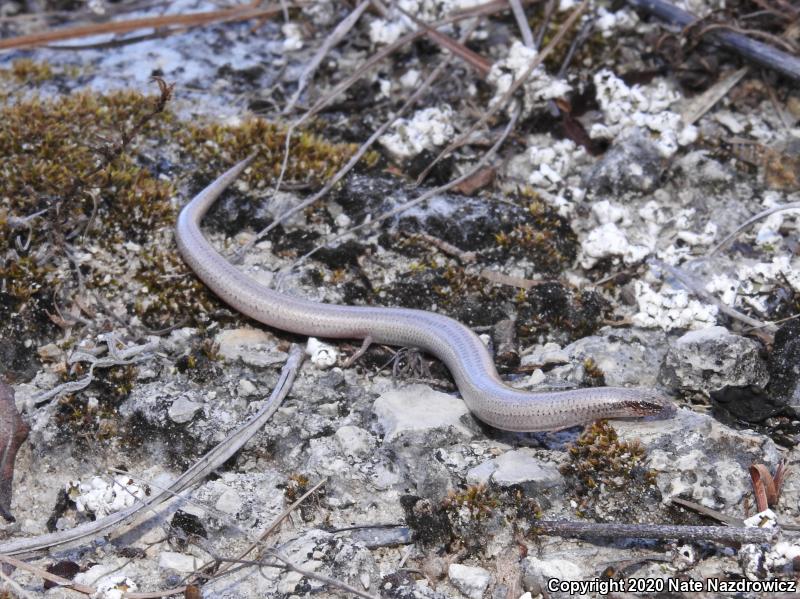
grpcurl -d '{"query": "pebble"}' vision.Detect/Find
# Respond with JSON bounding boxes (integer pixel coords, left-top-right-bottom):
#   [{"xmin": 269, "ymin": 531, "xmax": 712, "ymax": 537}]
[
  {"xmin": 373, "ymin": 384, "xmax": 475, "ymax": 442},
  {"xmin": 448, "ymin": 563, "xmax": 491, "ymax": 599},
  {"xmin": 215, "ymin": 486, "xmax": 243, "ymax": 515},
  {"xmin": 158, "ymin": 551, "xmax": 200, "ymax": 573},
  {"xmin": 168, "ymin": 397, "xmax": 203, "ymax": 424},
  {"xmin": 215, "ymin": 328, "xmax": 287, "ymax": 367}
]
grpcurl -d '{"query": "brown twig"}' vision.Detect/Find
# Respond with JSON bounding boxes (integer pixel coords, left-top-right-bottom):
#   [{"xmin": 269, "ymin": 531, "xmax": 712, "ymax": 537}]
[
  {"xmin": 0, "ymin": 3, "xmax": 285, "ymax": 50},
  {"xmin": 401, "ymin": 231, "xmax": 477, "ymax": 264},
  {"xmin": 535, "ymin": 520, "xmax": 780, "ymax": 544},
  {"xmin": 479, "ymin": 269, "xmax": 550, "ymax": 289},
  {"xmin": 670, "ymin": 497, "xmax": 745, "ymax": 527},
  {"xmin": 0, "ymin": 554, "xmax": 94, "ymax": 595},
  {"xmin": 394, "ymin": 5, "xmax": 493, "ymax": 77}
]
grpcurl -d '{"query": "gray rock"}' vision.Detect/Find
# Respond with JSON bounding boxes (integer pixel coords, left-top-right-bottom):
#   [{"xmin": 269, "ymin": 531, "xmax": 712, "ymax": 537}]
[
  {"xmin": 614, "ymin": 408, "xmax": 780, "ymax": 509},
  {"xmin": 490, "ymin": 449, "xmax": 563, "ymax": 492},
  {"xmin": 214, "ymin": 486, "xmax": 243, "ymax": 515},
  {"xmin": 335, "ymin": 425, "xmax": 375, "ymax": 459},
  {"xmin": 215, "ymin": 328, "xmax": 287, "ymax": 367},
  {"xmin": 448, "ymin": 563, "xmax": 491, "ymax": 599},
  {"xmin": 466, "ymin": 460, "xmax": 498, "ymax": 486},
  {"xmin": 373, "ymin": 385, "xmax": 479, "ymax": 498},
  {"xmin": 522, "ymin": 556, "xmax": 588, "ymax": 597},
  {"xmin": 167, "ymin": 396, "xmax": 203, "ymax": 424},
  {"xmin": 562, "ymin": 327, "xmax": 669, "ymax": 387},
  {"xmin": 373, "ymin": 384, "xmax": 477, "ymax": 443},
  {"xmin": 237, "ymin": 378, "xmax": 258, "ymax": 397},
  {"xmin": 520, "ymin": 342, "xmax": 569, "ymax": 367},
  {"xmin": 158, "ymin": 551, "xmax": 200, "ymax": 573},
  {"xmin": 585, "ymin": 129, "xmax": 664, "ymax": 194},
  {"xmin": 660, "ymin": 326, "xmax": 768, "ymax": 393}
]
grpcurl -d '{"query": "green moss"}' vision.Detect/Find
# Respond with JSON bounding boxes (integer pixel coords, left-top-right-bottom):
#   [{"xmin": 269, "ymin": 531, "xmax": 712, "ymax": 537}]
[
  {"xmin": 493, "ymin": 199, "xmax": 578, "ymax": 273},
  {"xmin": 176, "ymin": 117, "xmax": 378, "ymax": 188},
  {"xmin": 1, "ymin": 88, "xmax": 374, "ymax": 335},
  {"xmin": 582, "ymin": 357, "xmax": 605, "ymax": 386},
  {"xmin": 0, "ymin": 58, "xmax": 54, "ymax": 84},
  {"xmin": 439, "ymin": 484, "xmax": 543, "ymax": 556},
  {"xmin": 560, "ymin": 421, "xmax": 655, "ymax": 517},
  {"xmin": 443, "ymin": 484, "xmax": 500, "ymax": 521}
]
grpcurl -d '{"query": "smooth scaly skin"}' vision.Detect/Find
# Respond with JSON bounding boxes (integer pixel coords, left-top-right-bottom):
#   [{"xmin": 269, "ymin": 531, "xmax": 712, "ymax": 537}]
[{"xmin": 176, "ymin": 156, "xmax": 676, "ymax": 432}]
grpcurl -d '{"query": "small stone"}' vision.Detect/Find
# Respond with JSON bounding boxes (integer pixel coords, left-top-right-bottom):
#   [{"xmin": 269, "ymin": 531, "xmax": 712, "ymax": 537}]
[
  {"xmin": 168, "ymin": 397, "xmax": 202, "ymax": 424},
  {"xmin": 466, "ymin": 460, "xmax": 497, "ymax": 485},
  {"xmin": 158, "ymin": 551, "xmax": 200, "ymax": 573},
  {"xmin": 373, "ymin": 384, "xmax": 475, "ymax": 442},
  {"xmin": 215, "ymin": 487, "xmax": 243, "ymax": 515},
  {"xmin": 660, "ymin": 326, "xmax": 768, "ymax": 393},
  {"xmin": 237, "ymin": 379, "xmax": 258, "ymax": 397},
  {"xmin": 448, "ymin": 563, "xmax": 491, "ymax": 599},
  {"xmin": 36, "ymin": 343, "xmax": 62, "ymax": 361},
  {"xmin": 307, "ymin": 337, "xmax": 338, "ymax": 369},
  {"xmin": 334, "ymin": 425, "xmax": 373, "ymax": 459},
  {"xmin": 522, "ymin": 557, "xmax": 585, "ymax": 594},
  {"xmin": 521, "ymin": 342, "xmax": 568, "ymax": 367},
  {"xmin": 215, "ymin": 328, "xmax": 287, "ymax": 367},
  {"xmin": 491, "ymin": 449, "xmax": 563, "ymax": 492}
]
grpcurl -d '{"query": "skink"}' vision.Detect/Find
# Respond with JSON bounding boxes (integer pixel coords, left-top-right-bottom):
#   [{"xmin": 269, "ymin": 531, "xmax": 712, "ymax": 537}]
[{"xmin": 176, "ymin": 155, "xmax": 676, "ymax": 432}]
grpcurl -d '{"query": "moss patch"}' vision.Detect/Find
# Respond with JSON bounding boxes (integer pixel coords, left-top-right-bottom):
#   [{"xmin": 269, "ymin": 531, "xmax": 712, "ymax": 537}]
[
  {"xmin": 560, "ymin": 421, "xmax": 660, "ymax": 520},
  {"xmin": 1, "ymin": 86, "xmax": 374, "ymax": 440}
]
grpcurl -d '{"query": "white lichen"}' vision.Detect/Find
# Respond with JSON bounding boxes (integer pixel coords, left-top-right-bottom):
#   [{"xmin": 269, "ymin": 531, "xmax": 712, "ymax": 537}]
[
  {"xmin": 68, "ymin": 475, "xmax": 147, "ymax": 518},
  {"xmin": 592, "ymin": 69, "xmax": 697, "ymax": 158},
  {"xmin": 488, "ymin": 41, "xmax": 571, "ymax": 117},
  {"xmin": 595, "ymin": 6, "xmax": 638, "ymax": 37},
  {"xmin": 379, "ymin": 105, "xmax": 454, "ymax": 159},
  {"xmin": 632, "ymin": 280, "xmax": 718, "ymax": 330},
  {"xmin": 368, "ymin": 0, "xmax": 486, "ymax": 45},
  {"xmin": 579, "ymin": 222, "xmax": 652, "ymax": 269},
  {"xmin": 281, "ymin": 23, "xmax": 304, "ymax": 51}
]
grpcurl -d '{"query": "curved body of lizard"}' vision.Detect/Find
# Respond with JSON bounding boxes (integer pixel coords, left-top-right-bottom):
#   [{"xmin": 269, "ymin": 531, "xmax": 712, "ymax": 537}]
[{"xmin": 176, "ymin": 156, "xmax": 675, "ymax": 431}]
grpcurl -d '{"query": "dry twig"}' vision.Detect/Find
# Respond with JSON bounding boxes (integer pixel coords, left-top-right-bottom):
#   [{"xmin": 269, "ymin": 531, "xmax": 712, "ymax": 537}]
[
  {"xmin": 535, "ymin": 519, "xmax": 779, "ymax": 545},
  {"xmin": 283, "ymin": 0, "xmax": 372, "ymax": 115},
  {"xmin": 626, "ymin": 0, "xmax": 800, "ymax": 81},
  {"xmin": 707, "ymin": 201, "xmax": 800, "ymax": 256},
  {"xmin": 508, "ymin": 0, "xmax": 535, "ymax": 47},
  {"xmin": 0, "ymin": 3, "xmax": 284, "ymax": 50},
  {"xmin": 0, "ymin": 345, "xmax": 304, "ymax": 557}
]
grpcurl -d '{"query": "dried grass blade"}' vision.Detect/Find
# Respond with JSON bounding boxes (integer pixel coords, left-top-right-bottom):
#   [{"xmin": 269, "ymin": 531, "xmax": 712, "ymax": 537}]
[{"xmin": 0, "ymin": 3, "xmax": 283, "ymax": 50}]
